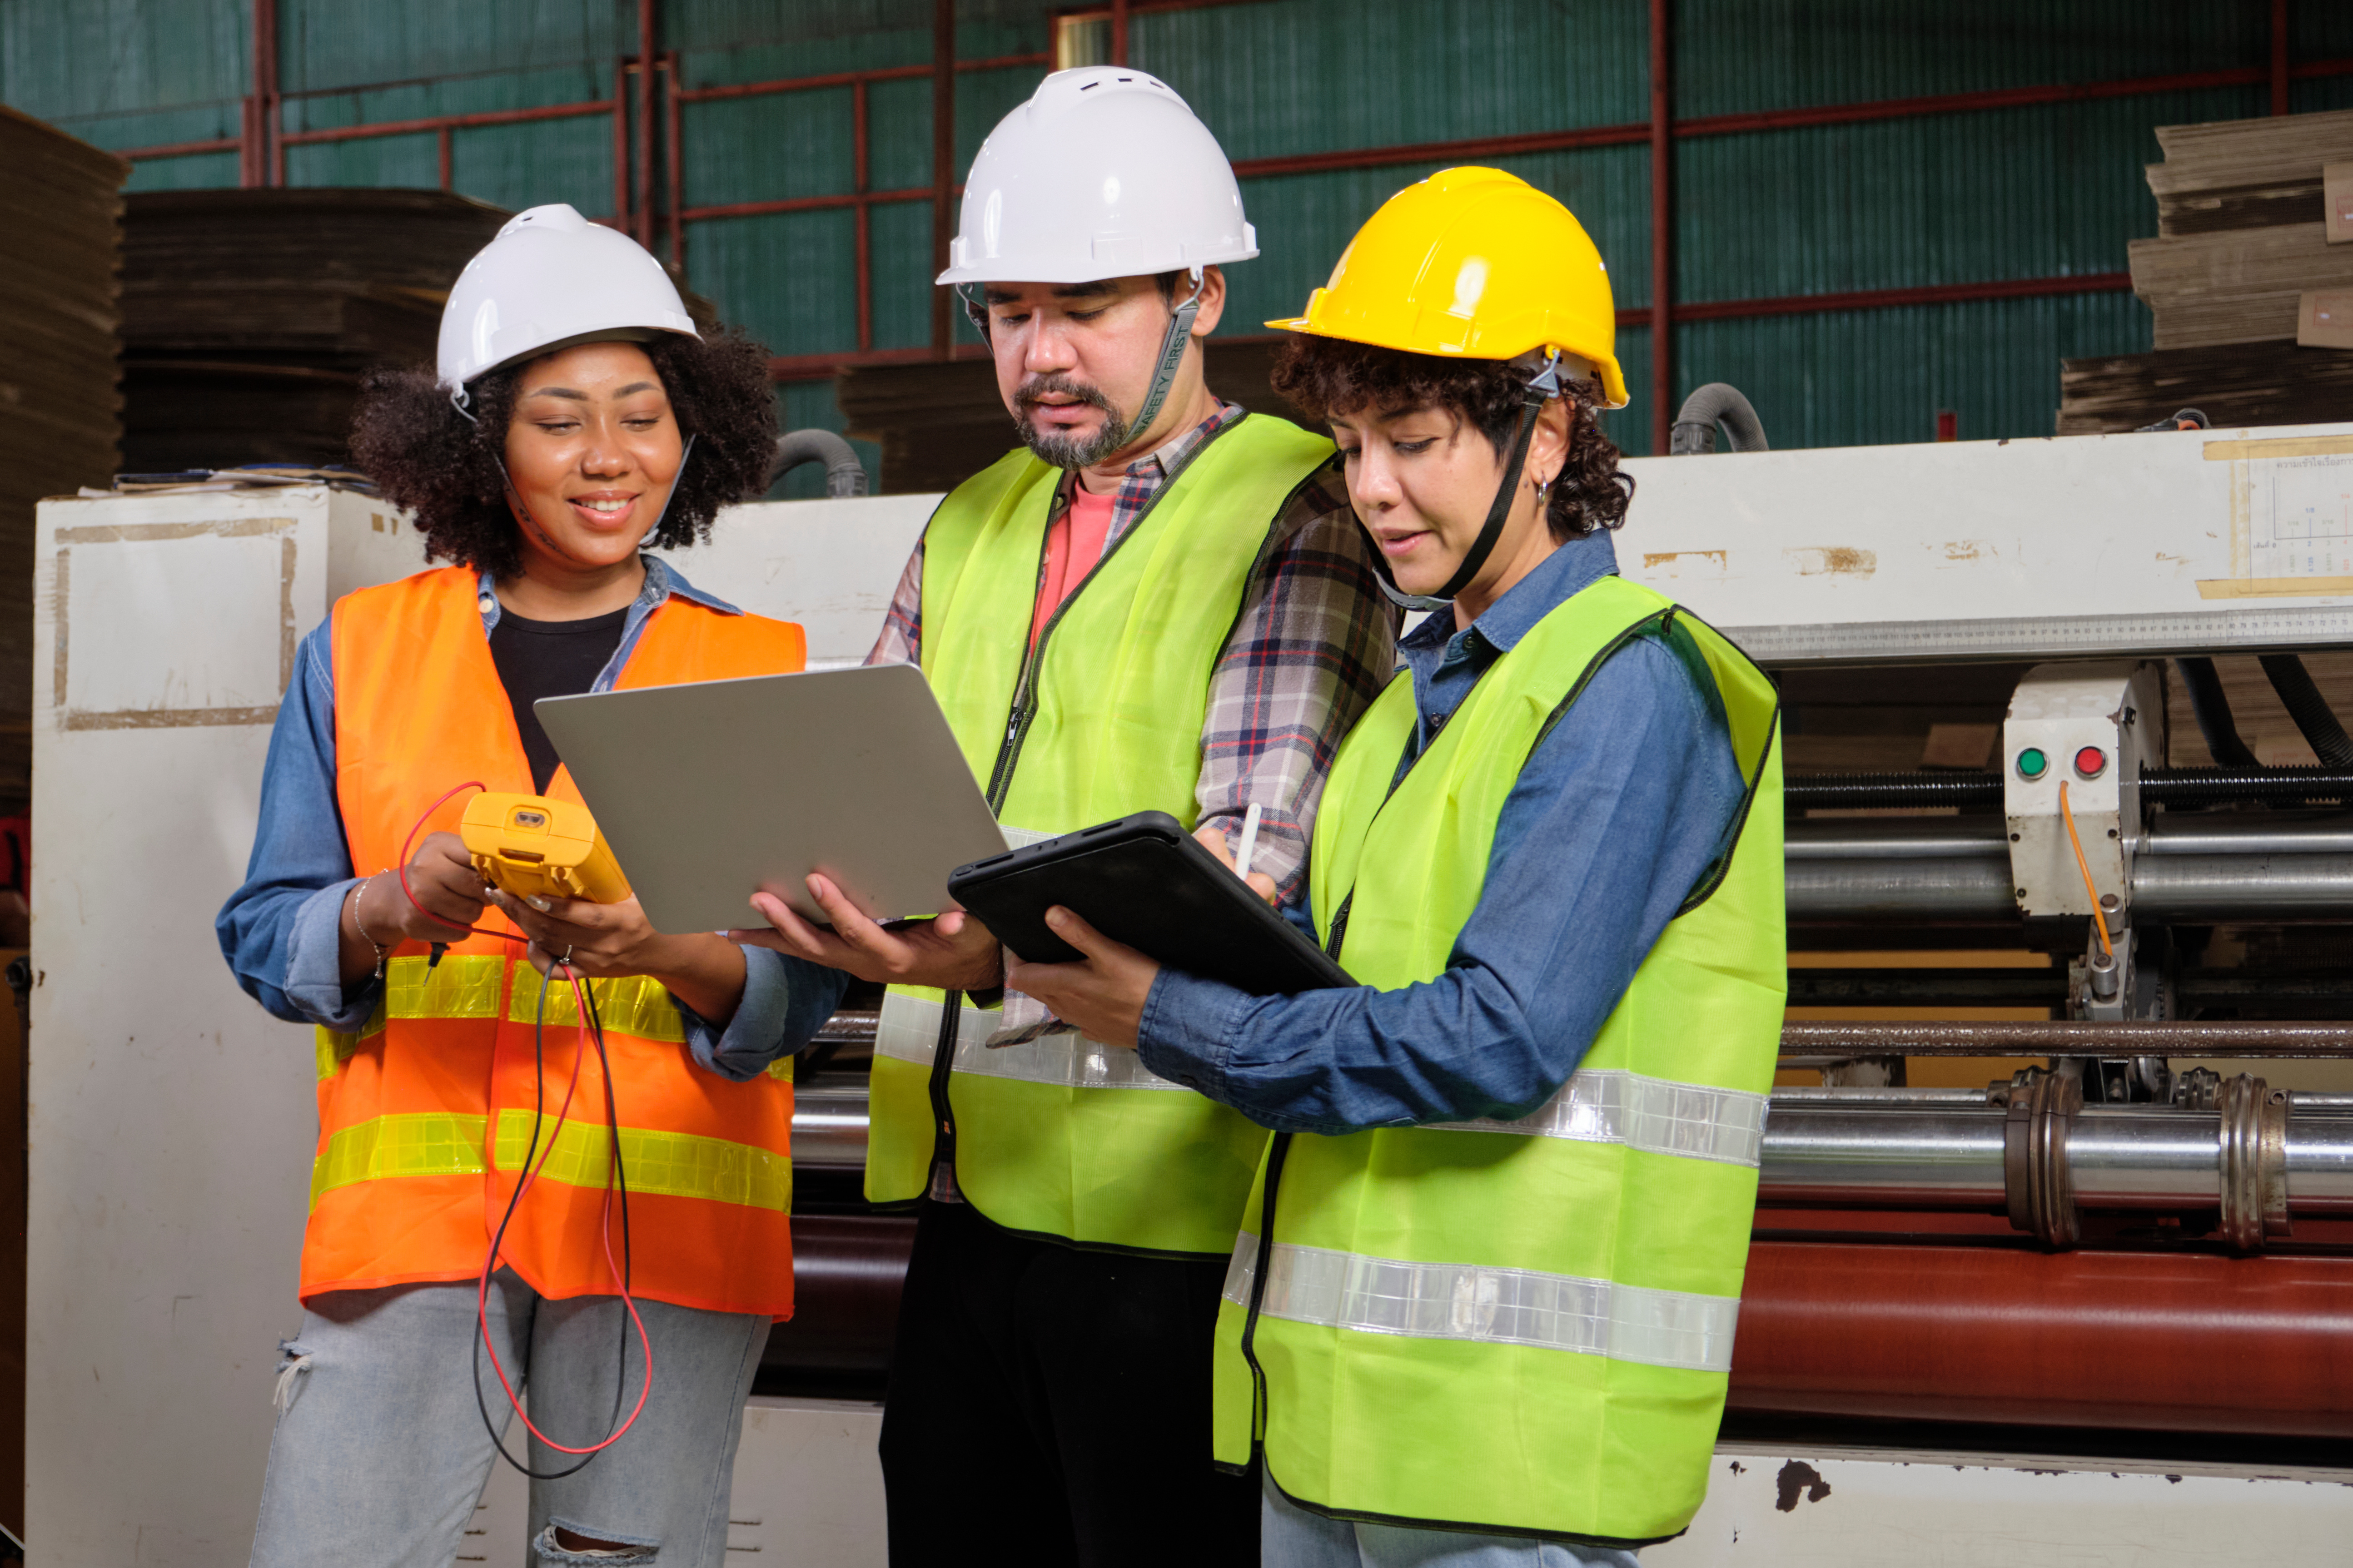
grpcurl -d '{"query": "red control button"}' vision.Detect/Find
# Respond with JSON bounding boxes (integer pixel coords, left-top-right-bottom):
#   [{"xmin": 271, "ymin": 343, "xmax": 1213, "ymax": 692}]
[{"xmin": 2074, "ymin": 745, "xmax": 2108, "ymax": 779}]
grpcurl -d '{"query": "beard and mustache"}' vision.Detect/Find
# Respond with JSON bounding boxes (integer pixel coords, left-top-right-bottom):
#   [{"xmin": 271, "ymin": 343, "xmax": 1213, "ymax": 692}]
[{"xmin": 1013, "ymin": 373, "xmax": 1134, "ymax": 470}]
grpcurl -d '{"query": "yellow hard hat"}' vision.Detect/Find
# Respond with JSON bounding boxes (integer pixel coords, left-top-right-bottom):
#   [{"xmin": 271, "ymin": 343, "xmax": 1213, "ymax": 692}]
[{"xmin": 1268, "ymin": 166, "xmax": 1628, "ymax": 409}]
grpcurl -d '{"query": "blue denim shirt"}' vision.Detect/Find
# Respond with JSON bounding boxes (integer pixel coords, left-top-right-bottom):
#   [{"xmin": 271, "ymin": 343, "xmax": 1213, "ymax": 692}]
[
  {"xmin": 1135, "ymin": 531, "xmax": 1748, "ymax": 1135},
  {"xmin": 214, "ymin": 556, "xmax": 831, "ymax": 1082}
]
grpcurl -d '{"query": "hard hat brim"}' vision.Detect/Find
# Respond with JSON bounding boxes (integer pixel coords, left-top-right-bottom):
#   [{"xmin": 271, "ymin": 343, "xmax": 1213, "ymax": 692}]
[
  {"xmin": 936, "ymin": 243, "xmax": 1257, "ymax": 288},
  {"xmin": 1266, "ymin": 317, "xmax": 1632, "ymax": 411}
]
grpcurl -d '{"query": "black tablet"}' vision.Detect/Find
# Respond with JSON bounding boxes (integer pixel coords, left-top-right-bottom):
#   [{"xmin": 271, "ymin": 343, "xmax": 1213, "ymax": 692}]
[{"xmin": 946, "ymin": 811, "xmax": 1353, "ymax": 996}]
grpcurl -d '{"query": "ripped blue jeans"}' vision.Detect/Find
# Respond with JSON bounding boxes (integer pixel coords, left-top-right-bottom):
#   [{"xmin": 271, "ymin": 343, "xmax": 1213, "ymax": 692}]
[{"xmin": 249, "ymin": 1269, "xmax": 770, "ymax": 1568}]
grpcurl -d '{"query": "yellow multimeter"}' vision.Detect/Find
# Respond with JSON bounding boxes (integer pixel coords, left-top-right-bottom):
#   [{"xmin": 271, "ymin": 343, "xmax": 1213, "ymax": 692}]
[{"xmin": 458, "ymin": 793, "xmax": 633, "ymax": 905}]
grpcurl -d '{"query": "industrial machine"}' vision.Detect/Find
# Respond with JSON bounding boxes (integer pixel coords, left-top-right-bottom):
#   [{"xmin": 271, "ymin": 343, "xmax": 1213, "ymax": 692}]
[
  {"xmin": 771, "ymin": 415, "xmax": 2353, "ymax": 1554},
  {"xmin": 29, "ymin": 417, "xmax": 2353, "ymax": 1564}
]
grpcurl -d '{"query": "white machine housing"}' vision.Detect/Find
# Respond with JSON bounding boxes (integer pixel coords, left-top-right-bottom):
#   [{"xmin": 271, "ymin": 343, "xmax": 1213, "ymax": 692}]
[{"xmin": 2001, "ymin": 660, "xmax": 2166, "ymax": 924}]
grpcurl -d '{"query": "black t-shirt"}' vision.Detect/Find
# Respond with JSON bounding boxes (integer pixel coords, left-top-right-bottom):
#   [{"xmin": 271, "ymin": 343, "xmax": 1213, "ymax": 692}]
[{"xmin": 489, "ymin": 605, "xmax": 629, "ymax": 793}]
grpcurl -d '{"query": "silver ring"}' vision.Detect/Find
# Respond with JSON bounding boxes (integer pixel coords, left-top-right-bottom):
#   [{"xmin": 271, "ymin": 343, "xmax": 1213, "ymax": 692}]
[{"xmin": 558, "ymin": 944, "xmax": 574, "ymax": 969}]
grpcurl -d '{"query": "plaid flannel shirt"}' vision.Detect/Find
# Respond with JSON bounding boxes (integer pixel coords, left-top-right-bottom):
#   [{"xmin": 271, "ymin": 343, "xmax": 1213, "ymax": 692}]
[{"xmin": 868, "ymin": 401, "xmax": 1398, "ymax": 1043}]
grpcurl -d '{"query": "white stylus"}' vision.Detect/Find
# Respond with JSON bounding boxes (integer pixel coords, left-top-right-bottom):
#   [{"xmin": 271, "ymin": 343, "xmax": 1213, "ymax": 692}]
[{"xmin": 1233, "ymin": 802, "xmax": 1264, "ymax": 884}]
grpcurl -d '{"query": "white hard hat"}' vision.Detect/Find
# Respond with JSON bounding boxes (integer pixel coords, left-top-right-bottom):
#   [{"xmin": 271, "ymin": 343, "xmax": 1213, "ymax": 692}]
[
  {"xmin": 936, "ymin": 67, "xmax": 1257, "ymax": 286},
  {"xmin": 436, "ymin": 203, "xmax": 698, "ymax": 390}
]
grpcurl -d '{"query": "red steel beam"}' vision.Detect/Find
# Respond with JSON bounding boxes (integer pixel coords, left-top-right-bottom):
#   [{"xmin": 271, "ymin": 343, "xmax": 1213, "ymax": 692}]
[
  {"xmin": 1605, "ymin": 269, "xmax": 2132, "ymax": 327},
  {"xmin": 665, "ymin": 53, "xmax": 684, "ymax": 267},
  {"xmin": 245, "ymin": 0, "xmax": 278, "ymax": 188},
  {"xmin": 1677, "ymin": 66, "xmax": 2272, "ymax": 139},
  {"xmin": 1648, "ymin": 0, "xmax": 1673, "ymax": 451},
  {"xmin": 682, "ymin": 63, "xmax": 929, "ymax": 103},
  {"xmin": 855, "ymin": 77, "xmax": 873, "ymax": 353},
  {"xmin": 674, "ymin": 52, "xmax": 1047, "ymax": 106},
  {"xmin": 679, "ymin": 185, "xmax": 932, "ymax": 224},
  {"xmin": 1662, "ymin": 269, "xmax": 2135, "ymax": 325},
  {"xmin": 1730, "ymin": 1241, "xmax": 2353, "ymax": 1438},
  {"xmin": 115, "ymin": 136, "xmax": 242, "ymax": 162},
  {"xmin": 1232, "ymin": 123, "xmax": 1647, "ymax": 180},
  {"xmin": 277, "ymin": 98, "xmax": 616, "ymax": 147},
  {"xmin": 437, "ymin": 126, "xmax": 452, "ymax": 190},
  {"xmin": 931, "ymin": 0, "xmax": 956, "ymax": 359},
  {"xmin": 1111, "ymin": 0, "xmax": 1130, "ymax": 65},
  {"xmin": 2272, "ymin": 0, "xmax": 2291, "ymax": 116},
  {"xmin": 613, "ymin": 63, "xmax": 632, "ymax": 228},
  {"xmin": 637, "ymin": 0, "xmax": 658, "ymax": 248}
]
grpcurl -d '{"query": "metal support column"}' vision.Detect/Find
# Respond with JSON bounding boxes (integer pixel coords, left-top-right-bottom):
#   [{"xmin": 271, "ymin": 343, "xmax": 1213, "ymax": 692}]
[
  {"xmin": 1647, "ymin": 0, "xmax": 1672, "ymax": 453},
  {"xmin": 931, "ymin": 0, "xmax": 957, "ymax": 357}
]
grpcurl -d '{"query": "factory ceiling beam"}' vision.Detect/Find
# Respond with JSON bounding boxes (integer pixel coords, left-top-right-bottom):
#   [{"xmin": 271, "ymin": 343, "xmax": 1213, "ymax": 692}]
[
  {"xmin": 931, "ymin": 0, "xmax": 956, "ymax": 359},
  {"xmin": 1648, "ymin": 0, "xmax": 1674, "ymax": 459},
  {"xmin": 2273, "ymin": 0, "xmax": 2291, "ymax": 117},
  {"xmin": 637, "ymin": 0, "xmax": 658, "ymax": 250},
  {"xmin": 243, "ymin": 0, "xmax": 279, "ymax": 189}
]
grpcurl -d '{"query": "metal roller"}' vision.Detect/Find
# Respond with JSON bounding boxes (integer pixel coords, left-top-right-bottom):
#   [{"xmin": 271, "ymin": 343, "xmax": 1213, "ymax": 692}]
[
  {"xmin": 759, "ymin": 1214, "xmax": 913, "ymax": 1385},
  {"xmin": 791, "ymin": 1076, "xmax": 2353, "ymax": 1242},
  {"xmin": 1784, "ymin": 812, "xmax": 2353, "ymax": 922},
  {"xmin": 1786, "ymin": 850, "xmax": 2353, "ymax": 922},
  {"xmin": 1728, "ymin": 1241, "xmax": 2353, "ymax": 1438},
  {"xmin": 791, "ymin": 1081, "xmax": 873, "ymax": 1170}
]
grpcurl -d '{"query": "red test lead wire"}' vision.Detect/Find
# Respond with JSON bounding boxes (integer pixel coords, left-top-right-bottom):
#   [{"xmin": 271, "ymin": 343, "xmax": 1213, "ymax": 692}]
[
  {"xmin": 394, "ymin": 780, "xmax": 529, "ymax": 949},
  {"xmin": 474, "ymin": 966, "xmax": 654, "ymax": 1461},
  {"xmin": 381, "ymin": 782, "xmax": 652, "ymax": 1471}
]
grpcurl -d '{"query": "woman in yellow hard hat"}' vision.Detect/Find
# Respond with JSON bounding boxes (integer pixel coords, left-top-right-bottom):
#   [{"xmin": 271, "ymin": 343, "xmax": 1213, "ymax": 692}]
[{"xmin": 1006, "ymin": 166, "xmax": 1786, "ymax": 1564}]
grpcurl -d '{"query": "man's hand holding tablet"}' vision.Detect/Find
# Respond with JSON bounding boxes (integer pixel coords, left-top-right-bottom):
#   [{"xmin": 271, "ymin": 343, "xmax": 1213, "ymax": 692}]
[{"xmin": 729, "ymin": 873, "xmax": 1003, "ymax": 991}]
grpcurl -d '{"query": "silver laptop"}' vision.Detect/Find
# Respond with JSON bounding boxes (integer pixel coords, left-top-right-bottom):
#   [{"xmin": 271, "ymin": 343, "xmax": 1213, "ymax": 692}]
[{"xmin": 536, "ymin": 664, "xmax": 1010, "ymax": 934}]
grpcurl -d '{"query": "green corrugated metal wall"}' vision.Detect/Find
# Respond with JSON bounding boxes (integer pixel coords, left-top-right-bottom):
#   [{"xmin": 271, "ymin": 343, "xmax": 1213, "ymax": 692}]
[{"xmin": 10, "ymin": 0, "xmax": 2353, "ymax": 485}]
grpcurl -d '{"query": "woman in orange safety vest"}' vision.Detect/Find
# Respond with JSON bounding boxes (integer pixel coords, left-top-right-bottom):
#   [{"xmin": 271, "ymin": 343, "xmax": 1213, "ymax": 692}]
[{"xmin": 216, "ymin": 205, "xmax": 822, "ymax": 1568}]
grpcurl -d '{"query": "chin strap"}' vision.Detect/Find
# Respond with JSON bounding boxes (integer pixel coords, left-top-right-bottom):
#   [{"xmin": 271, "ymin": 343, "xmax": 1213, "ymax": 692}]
[
  {"xmin": 1369, "ymin": 351, "xmax": 1564, "ymax": 614},
  {"xmin": 956, "ymin": 269, "xmax": 1206, "ymax": 450},
  {"xmin": 1124, "ymin": 267, "xmax": 1204, "ymax": 447}
]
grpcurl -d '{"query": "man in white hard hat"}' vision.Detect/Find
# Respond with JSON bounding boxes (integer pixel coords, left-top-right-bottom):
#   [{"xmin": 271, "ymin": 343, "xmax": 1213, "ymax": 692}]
[{"xmin": 736, "ymin": 67, "xmax": 1396, "ymax": 1566}]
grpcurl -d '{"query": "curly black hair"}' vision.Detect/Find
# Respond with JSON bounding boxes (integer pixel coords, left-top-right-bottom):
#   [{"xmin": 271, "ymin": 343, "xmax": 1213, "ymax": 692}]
[
  {"xmin": 349, "ymin": 328, "xmax": 778, "ymax": 578},
  {"xmin": 1270, "ymin": 335, "xmax": 1634, "ymax": 541}
]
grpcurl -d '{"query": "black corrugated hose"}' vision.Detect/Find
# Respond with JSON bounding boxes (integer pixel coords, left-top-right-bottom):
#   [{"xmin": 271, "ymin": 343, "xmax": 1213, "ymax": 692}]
[
  {"xmin": 2257, "ymin": 654, "xmax": 2353, "ymax": 770},
  {"xmin": 2174, "ymin": 656, "xmax": 2260, "ymax": 769}
]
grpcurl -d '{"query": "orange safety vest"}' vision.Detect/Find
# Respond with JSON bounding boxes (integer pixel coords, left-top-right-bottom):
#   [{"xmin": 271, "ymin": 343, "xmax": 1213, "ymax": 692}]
[{"xmin": 309, "ymin": 564, "xmax": 806, "ymax": 1315}]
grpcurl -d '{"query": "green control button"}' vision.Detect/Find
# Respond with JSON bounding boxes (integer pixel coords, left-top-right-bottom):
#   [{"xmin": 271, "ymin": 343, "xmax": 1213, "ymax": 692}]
[{"xmin": 2016, "ymin": 747, "xmax": 2048, "ymax": 780}]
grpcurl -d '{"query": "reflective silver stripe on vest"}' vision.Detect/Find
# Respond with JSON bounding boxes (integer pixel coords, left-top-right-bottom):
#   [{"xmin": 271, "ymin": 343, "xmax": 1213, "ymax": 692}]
[
  {"xmin": 1425, "ymin": 1069, "xmax": 1767, "ymax": 1168},
  {"xmin": 1222, "ymin": 1233, "xmax": 1739, "ymax": 1374},
  {"xmin": 869, "ymin": 822, "xmax": 1192, "ymax": 1092},
  {"xmin": 874, "ymin": 990, "xmax": 1188, "ymax": 1092}
]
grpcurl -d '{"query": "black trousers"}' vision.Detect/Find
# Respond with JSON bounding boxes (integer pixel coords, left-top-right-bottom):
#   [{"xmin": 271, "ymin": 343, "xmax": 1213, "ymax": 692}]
[{"xmin": 878, "ymin": 1196, "xmax": 1261, "ymax": 1567}]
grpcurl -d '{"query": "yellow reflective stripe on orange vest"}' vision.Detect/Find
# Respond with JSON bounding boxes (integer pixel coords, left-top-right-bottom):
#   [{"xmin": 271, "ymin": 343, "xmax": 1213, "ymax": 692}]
[
  {"xmin": 309, "ymin": 1111, "xmax": 489, "ymax": 1210},
  {"xmin": 491, "ymin": 1109, "xmax": 790, "ymax": 1212},
  {"xmin": 316, "ymin": 956, "xmax": 688, "ymax": 1082},
  {"xmin": 507, "ymin": 968, "xmax": 685, "ymax": 1042}
]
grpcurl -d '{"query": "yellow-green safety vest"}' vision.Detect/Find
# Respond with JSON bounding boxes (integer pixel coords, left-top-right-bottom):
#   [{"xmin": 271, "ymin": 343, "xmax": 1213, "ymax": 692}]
[
  {"xmin": 869, "ymin": 413, "xmax": 1339, "ymax": 1255},
  {"xmin": 1212, "ymin": 573, "xmax": 1784, "ymax": 1547}
]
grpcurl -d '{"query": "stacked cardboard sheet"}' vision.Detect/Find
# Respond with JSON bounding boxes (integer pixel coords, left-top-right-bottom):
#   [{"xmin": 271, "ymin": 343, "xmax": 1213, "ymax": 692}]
[
  {"xmin": 2062, "ymin": 109, "xmax": 2353, "ymax": 432},
  {"xmin": 2127, "ymin": 108, "xmax": 2353, "ymax": 351},
  {"xmin": 121, "ymin": 189, "xmax": 724, "ymax": 475},
  {"xmin": 0, "ymin": 105, "xmax": 125, "ymax": 806},
  {"xmin": 119, "ymin": 188, "xmax": 511, "ymax": 474}
]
